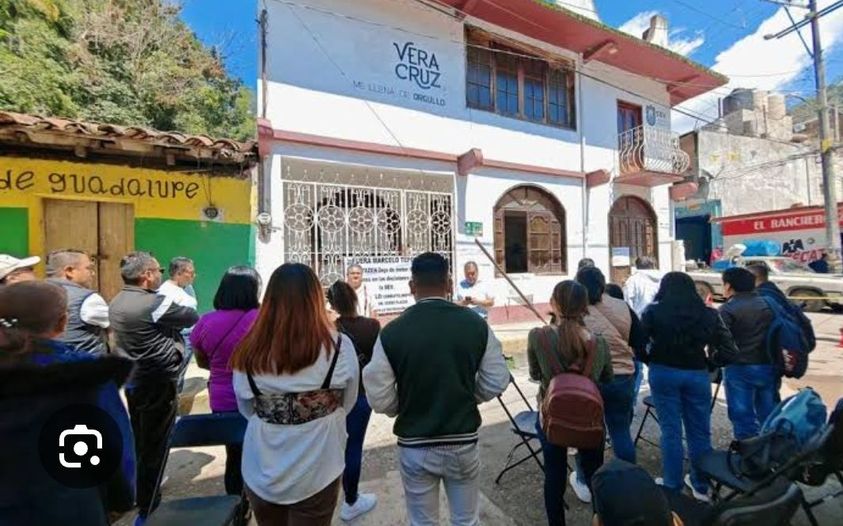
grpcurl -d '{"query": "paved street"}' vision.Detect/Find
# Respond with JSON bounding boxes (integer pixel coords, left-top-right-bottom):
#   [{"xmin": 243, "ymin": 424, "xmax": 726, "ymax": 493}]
[{"xmin": 136, "ymin": 311, "xmax": 843, "ymax": 526}]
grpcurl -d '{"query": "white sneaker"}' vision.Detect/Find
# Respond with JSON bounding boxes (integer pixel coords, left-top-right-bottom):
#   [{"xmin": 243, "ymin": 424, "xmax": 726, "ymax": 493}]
[
  {"xmin": 654, "ymin": 477, "xmax": 665, "ymax": 486},
  {"xmin": 569, "ymin": 471, "xmax": 592, "ymax": 503},
  {"xmin": 684, "ymin": 474, "xmax": 711, "ymax": 503},
  {"xmin": 340, "ymin": 493, "xmax": 377, "ymax": 522}
]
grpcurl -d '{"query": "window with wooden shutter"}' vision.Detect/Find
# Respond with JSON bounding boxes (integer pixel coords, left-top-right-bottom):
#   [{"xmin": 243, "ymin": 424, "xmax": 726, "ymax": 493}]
[
  {"xmin": 465, "ymin": 27, "xmax": 576, "ymax": 129},
  {"xmin": 493, "ymin": 186, "xmax": 567, "ymax": 276}
]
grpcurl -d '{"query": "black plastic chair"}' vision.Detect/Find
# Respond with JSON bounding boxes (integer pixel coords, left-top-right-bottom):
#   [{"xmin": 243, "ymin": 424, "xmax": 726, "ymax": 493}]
[
  {"xmin": 495, "ymin": 375, "xmax": 545, "ymax": 484},
  {"xmin": 635, "ymin": 368, "xmax": 722, "ymax": 448},
  {"xmin": 698, "ymin": 423, "xmax": 835, "ymax": 526},
  {"xmin": 702, "ymin": 481, "xmax": 803, "ymax": 526},
  {"xmin": 145, "ymin": 412, "xmax": 249, "ymax": 526}
]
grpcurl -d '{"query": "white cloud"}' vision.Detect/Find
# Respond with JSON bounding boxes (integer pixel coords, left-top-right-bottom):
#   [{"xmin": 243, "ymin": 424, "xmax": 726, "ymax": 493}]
[
  {"xmin": 619, "ymin": 10, "xmax": 658, "ymax": 38},
  {"xmin": 618, "ymin": 10, "xmax": 706, "ymax": 57},
  {"xmin": 673, "ymin": 0, "xmax": 843, "ymax": 133}
]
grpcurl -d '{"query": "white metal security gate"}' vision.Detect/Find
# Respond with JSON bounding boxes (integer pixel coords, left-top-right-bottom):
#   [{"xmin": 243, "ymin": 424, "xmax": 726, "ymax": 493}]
[{"xmin": 281, "ymin": 179, "xmax": 454, "ymax": 285}]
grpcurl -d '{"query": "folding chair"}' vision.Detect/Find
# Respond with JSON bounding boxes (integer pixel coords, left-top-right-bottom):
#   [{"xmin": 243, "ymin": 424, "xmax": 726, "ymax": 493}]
[
  {"xmin": 495, "ymin": 374, "xmax": 544, "ymax": 484},
  {"xmin": 702, "ymin": 480, "xmax": 803, "ymax": 526},
  {"xmin": 697, "ymin": 423, "xmax": 835, "ymax": 526},
  {"xmin": 145, "ymin": 412, "xmax": 249, "ymax": 526},
  {"xmin": 634, "ymin": 368, "xmax": 722, "ymax": 448}
]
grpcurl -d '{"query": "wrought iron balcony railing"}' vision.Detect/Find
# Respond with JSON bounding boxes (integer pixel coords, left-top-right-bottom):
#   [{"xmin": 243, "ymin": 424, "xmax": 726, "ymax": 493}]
[{"xmin": 618, "ymin": 125, "xmax": 690, "ymax": 176}]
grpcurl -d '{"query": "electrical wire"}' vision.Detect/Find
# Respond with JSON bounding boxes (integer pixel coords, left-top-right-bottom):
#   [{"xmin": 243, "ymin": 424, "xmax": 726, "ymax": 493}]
[{"xmin": 271, "ymin": 0, "xmax": 822, "ymax": 151}]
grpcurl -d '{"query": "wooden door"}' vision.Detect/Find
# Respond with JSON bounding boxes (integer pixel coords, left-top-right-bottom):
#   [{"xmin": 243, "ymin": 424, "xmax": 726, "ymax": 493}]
[
  {"xmin": 98, "ymin": 203, "xmax": 134, "ymax": 300},
  {"xmin": 618, "ymin": 102, "xmax": 643, "ymax": 173},
  {"xmin": 44, "ymin": 200, "xmax": 100, "ymax": 290},
  {"xmin": 43, "ymin": 199, "xmax": 134, "ymax": 300},
  {"xmin": 609, "ymin": 196, "xmax": 658, "ymax": 285}
]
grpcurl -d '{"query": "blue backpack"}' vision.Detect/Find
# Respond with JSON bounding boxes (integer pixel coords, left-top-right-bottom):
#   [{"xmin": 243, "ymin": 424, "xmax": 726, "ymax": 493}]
[
  {"xmin": 730, "ymin": 389, "xmax": 827, "ymax": 479},
  {"xmin": 762, "ymin": 296, "xmax": 812, "ymax": 378}
]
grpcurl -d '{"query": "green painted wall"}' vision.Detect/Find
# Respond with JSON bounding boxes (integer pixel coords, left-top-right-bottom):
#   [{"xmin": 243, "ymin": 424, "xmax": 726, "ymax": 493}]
[
  {"xmin": 0, "ymin": 208, "xmax": 29, "ymax": 256},
  {"xmin": 135, "ymin": 218, "xmax": 253, "ymax": 312}
]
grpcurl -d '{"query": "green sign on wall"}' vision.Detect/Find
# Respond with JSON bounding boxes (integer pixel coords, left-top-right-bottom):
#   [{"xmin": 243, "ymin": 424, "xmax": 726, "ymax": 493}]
[{"xmin": 465, "ymin": 221, "xmax": 483, "ymax": 237}]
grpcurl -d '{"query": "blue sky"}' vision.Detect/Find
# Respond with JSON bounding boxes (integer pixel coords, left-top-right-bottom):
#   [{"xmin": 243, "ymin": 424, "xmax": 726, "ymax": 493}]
[{"xmin": 180, "ymin": 0, "xmax": 843, "ymax": 130}]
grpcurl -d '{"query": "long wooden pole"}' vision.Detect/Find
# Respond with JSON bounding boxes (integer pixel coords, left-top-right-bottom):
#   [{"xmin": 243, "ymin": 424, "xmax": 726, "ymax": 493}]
[{"xmin": 473, "ymin": 238, "xmax": 548, "ymax": 325}]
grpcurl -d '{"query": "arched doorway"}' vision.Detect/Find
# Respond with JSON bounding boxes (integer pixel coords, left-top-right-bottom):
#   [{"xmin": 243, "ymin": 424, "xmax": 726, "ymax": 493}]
[
  {"xmin": 608, "ymin": 196, "xmax": 658, "ymax": 284},
  {"xmin": 494, "ymin": 185, "xmax": 567, "ymax": 275}
]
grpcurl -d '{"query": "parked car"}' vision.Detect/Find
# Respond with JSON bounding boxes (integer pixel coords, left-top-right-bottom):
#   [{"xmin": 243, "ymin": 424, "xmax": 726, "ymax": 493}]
[{"xmin": 688, "ymin": 256, "xmax": 843, "ymax": 312}]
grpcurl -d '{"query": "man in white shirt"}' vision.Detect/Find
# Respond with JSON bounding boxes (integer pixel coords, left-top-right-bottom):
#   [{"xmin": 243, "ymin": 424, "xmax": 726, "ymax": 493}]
[
  {"xmin": 157, "ymin": 257, "xmax": 198, "ymax": 309},
  {"xmin": 623, "ymin": 256, "xmax": 662, "ymax": 317},
  {"xmin": 346, "ymin": 264, "xmax": 378, "ymax": 318},
  {"xmin": 158, "ymin": 257, "xmax": 198, "ymax": 392},
  {"xmin": 46, "ymin": 249, "xmax": 110, "ymax": 355},
  {"xmin": 455, "ymin": 261, "xmax": 495, "ymax": 319}
]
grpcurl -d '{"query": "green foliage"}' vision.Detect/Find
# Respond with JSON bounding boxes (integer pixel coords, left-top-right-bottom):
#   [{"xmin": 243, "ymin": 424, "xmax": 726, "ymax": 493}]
[{"xmin": 0, "ymin": 0, "xmax": 255, "ymax": 140}]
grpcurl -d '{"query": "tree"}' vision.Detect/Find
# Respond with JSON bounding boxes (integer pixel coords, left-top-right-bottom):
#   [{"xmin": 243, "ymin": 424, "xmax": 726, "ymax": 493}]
[{"xmin": 0, "ymin": 0, "xmax": 255, "ymax": 141}]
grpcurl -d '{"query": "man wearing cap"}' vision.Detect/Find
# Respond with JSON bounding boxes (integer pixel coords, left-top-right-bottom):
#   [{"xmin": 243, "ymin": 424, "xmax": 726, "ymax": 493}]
[{"xmin": 0, "ymin": 254, "xmax": 40, "ymax": 285}]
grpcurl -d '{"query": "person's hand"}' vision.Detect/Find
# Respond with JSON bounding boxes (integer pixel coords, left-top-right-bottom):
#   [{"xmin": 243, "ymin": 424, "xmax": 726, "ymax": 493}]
[{"xmin": 465, "ymin": 296, "xmax": 474, "ymax": 305}]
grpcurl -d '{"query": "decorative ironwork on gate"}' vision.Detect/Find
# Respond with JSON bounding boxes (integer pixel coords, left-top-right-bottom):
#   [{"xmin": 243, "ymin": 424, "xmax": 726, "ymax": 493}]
[{"xmin": 281, "ymin": 177, "xmax": 454, "ymax": 285}]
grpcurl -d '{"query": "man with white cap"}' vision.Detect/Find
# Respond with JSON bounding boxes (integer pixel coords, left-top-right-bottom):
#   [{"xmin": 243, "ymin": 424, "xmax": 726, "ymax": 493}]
[{"xmin": 0, "ymin": 254, "xmax": 40, "ymax": 285}]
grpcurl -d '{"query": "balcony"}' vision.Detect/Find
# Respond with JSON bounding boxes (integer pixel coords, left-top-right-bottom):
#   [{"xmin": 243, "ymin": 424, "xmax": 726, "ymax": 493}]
[{"xmin": 616, "ymin": 126, "xmax": 689, "ymax": 186}]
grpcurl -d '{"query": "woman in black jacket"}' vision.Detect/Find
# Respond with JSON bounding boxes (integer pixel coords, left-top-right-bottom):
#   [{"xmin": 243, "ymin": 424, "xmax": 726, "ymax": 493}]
[{"xmin": 640, "ymin": 272, "xmax": 738, "ymax": 502}]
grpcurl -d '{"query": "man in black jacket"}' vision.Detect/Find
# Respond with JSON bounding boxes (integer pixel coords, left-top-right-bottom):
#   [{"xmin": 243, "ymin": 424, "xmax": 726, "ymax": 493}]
[
  {"xmin": 719, "ymin": 267, "xmax": 777, "ymax": 440},
  {"xmin": 109, "ymin": 251, "xmax": 199, "ymax": 522}
]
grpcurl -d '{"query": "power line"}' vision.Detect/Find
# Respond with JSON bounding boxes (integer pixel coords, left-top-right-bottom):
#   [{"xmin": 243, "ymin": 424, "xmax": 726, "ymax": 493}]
[{"xmin": 668, "ymin": 0, "xmax": 751, "ymax": 30}]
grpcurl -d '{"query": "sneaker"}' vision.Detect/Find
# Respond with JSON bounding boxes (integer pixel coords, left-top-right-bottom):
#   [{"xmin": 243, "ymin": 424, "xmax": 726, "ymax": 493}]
[
  {"xmin": 654, "ymin": 477, "xmax": 665, "ymax": 486},
  {"xmin": 340, "ymin": 493, "xmax": 377, "ymax": 521},
  {"xmin": 568, "ymin": 471, "xmax": 592, "ymax": 503},
  {"xmin": 684, "ymin": 474, "xmax": 711, "ymax": 503}
]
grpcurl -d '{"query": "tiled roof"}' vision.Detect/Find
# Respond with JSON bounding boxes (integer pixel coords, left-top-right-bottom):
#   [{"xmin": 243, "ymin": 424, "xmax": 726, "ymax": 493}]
[{"xmin": 0, "ymin": 111, "xmax": 257, "ymax": 166}]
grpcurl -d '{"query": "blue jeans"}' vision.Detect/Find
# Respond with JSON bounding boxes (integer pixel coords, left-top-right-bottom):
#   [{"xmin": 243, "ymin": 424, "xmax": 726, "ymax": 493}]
[
  {"xmin": 582, "ymin": 374, "xmax": 636, "ymax": 467},
  {"xmin": 632, "ymin": 360, "xmax": 645, "ymax": 415},
  {"xmin": 399, "ymin": 444, "xmax": 480, "ymax": 526},
  {"xmin": 343, "ymin": 394, "xmax": 372, "ymax": 505},
  {"xmin": 536, "ymin": 420, "xmax": 603, "ymax": 526},
  {"xmin": 724, "ymin": 364, "xmax": 779, "ymax": 440},
  {"xmin": 649, "ymin": 364, "xmax": 712, "ymax": 494}
]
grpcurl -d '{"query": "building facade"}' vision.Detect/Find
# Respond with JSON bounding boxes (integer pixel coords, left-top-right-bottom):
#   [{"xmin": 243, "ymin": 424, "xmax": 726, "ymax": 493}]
[
  {"xmin": 0, "ymin": 112, "xmax": 256, "ymax": 311},
  {"xmin": 255, "ymin": 0, "xmax": 725, "ymax": 317},
  {"xmin": 675, "ymin": 89, "xmax": 826, "ymax": 264}
]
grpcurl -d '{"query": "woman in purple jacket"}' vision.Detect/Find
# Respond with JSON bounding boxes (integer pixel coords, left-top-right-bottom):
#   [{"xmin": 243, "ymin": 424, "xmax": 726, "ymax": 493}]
[{"xmin": 190, "ymin": 266, "xmax": 261, "ymax": 495}]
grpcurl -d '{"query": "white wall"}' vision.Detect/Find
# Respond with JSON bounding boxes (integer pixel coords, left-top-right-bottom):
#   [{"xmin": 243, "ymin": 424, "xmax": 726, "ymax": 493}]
[{"xmin": 260, "ymin": 0, "xmax": 679, "ymax": 288}]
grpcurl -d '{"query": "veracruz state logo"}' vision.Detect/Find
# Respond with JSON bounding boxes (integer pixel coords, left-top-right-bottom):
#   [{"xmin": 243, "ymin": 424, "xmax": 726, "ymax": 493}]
[{"xmin": 393, "ymin": 41, "xmax": 442, "ymax": 90}]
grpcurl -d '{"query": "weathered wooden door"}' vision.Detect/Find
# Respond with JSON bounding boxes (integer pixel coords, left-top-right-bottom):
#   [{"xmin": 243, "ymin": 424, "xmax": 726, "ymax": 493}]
[
  {"xmin": 98, "ymin": 202, "xmax": 134, "ymax": 300},
  {"xmin": 609, "ymin": 196, "xmax": 657, "ymax": 285},
  {"xmin": 44, "ymin": 199, "xmax": 134, "ymax": 300}
]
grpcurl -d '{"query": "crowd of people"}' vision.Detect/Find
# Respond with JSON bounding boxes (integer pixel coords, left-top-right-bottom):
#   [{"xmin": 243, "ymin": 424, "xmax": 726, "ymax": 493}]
[{"xmin": 0, "ymin": 247, "xmax": 816, "ymax": 526}]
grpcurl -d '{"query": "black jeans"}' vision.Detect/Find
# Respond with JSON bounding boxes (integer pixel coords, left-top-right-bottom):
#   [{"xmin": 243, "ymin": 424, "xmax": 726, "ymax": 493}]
[
  {"xmin": 126, "ymin": 380, "xmax": 178, "ymax": 516},
  {"xmin": 536, "ymin": 419, "xmax": 603, "ymax": 526},
  {"xmin": 212, "ymin": 409, "xmax": 244, "ymax": 496}
]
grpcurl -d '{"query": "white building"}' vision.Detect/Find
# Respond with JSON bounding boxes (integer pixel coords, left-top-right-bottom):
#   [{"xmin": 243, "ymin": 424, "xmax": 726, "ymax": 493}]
[{"xmin": 254, "ymin": 0, "xmax": 726, "ymax": 320}]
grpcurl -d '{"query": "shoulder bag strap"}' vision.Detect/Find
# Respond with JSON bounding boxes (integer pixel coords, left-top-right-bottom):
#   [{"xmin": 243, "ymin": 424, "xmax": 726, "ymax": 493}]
[
  {"xmin": 247, "ymin": 372, "xmax": 262, "ymax": 398},
  {"xmin": 538, "ymin": 327, "xmax": 563, "ymax": 376},
  {"xmin": 321, "ymin": 334, "xmax": 343, "ymax": 389},
  {"xmin": 581, "ymin": 338, "xmax": 598, "ymax": 377},
  {"xmin": 207, "ymin": 311, "xmax": 250, "ymax": 359}
]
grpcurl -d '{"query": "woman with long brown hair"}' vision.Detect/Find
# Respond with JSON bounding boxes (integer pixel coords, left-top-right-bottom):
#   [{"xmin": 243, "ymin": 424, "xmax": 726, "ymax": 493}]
[
  {"xmin": 231, "ymin": 264, "xmax": 359, "ymax": 525},
  {"xmin": 527, "ymin": 280, "xmax": 613, "ymax": 526}
]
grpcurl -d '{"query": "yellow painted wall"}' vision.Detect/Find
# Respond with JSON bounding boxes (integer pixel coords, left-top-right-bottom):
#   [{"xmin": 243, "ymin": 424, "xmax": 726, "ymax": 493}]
[{"xmin": 0, "ymin": 155, "xmax": 253, "ymax": 260}]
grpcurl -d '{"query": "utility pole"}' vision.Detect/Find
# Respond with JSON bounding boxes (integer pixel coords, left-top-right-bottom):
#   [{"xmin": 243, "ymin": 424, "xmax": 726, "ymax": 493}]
[
  {"xmin": 809, "ymin": 0, "xmax": 842, "ymax": 270},
  {"xmin": 766, "ymin": 0, "xmax": 843, "ymax": 270}
]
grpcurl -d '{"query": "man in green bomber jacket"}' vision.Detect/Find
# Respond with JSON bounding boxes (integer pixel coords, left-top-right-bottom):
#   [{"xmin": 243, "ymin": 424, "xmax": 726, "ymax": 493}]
[{"xmin": 363, "ymin": 252, "xmax": 510, "ymax": 526}]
